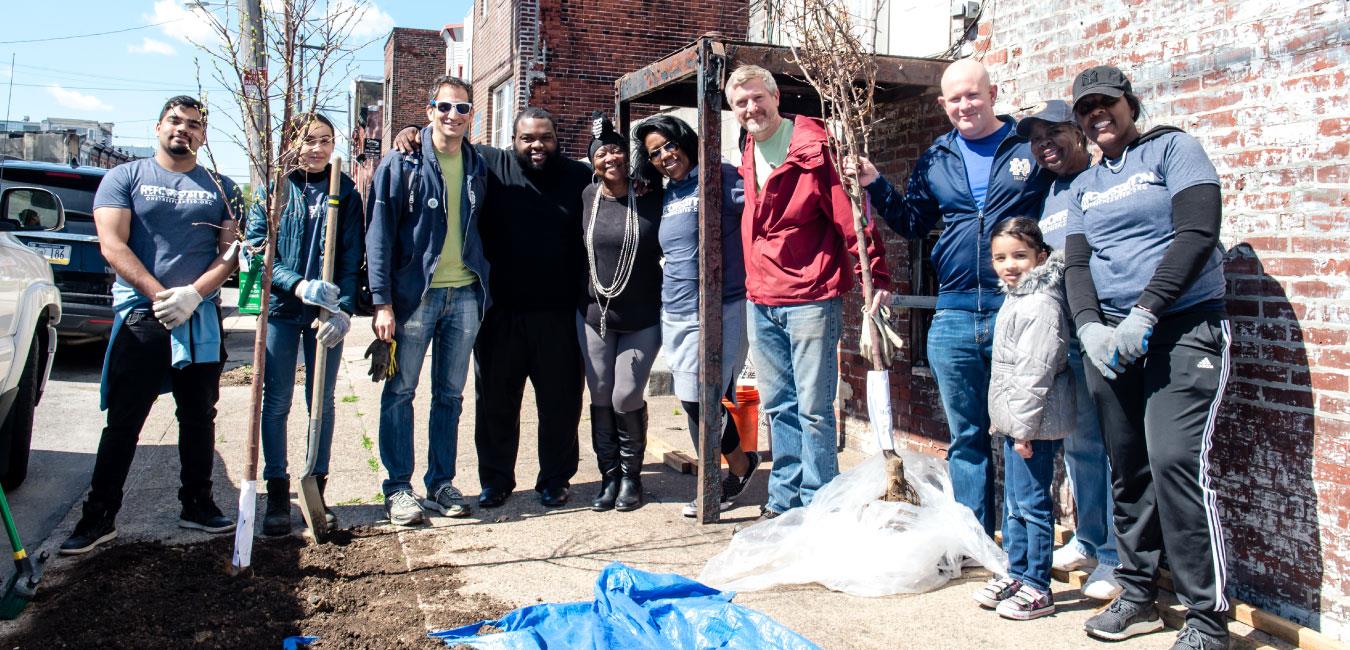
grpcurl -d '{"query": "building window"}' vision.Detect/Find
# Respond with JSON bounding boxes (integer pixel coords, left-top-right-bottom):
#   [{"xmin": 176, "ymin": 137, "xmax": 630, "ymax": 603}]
[{"xmin": 492, "ymin": 82, "xmax": 514, "ymax": 148}]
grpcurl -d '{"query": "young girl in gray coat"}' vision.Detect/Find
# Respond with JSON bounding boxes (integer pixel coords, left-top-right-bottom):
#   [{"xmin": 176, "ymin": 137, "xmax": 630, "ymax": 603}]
[{"xmin": 973, "ymin": 217, "xmax": 1076, "ymax": 621}]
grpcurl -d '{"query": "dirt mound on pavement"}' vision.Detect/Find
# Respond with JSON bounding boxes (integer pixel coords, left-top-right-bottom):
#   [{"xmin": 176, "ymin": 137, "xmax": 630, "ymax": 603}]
[{"xmin": 0, "ymin": 527, "xmax": 509, "ymax": 649}]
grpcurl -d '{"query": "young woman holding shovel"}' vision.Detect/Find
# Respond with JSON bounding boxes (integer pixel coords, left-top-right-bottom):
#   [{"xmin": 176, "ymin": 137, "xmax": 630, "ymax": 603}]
[{"xmin": 244, "ymin": 113, "xmax": 365, "ymax": 536}]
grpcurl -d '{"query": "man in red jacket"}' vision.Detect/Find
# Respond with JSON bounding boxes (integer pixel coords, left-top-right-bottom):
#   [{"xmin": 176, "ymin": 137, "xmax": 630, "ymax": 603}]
[{"xmin": 727, "ymin": 64, "xmax": 891, "ymax": 519}]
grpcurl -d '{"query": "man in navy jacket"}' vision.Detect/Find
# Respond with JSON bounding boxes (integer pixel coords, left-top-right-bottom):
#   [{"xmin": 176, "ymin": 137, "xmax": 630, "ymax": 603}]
[
  {"xmin": 848, "ymin": 59, "xmax": 1052, "ymax": 535},
  {"xmin": 366, "ymin": 75, "xmax": 490, "ymax": 526}
]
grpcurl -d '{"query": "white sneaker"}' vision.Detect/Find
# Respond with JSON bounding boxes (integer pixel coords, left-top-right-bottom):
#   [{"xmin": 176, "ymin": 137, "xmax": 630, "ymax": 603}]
[
  {"xmin": 1051, "ymin": 543, "xmax": 1097, "ymax": 572},
  {"xmin": 1082, "ymin": 563, "xmax": 1124, "ymax": 600},
  {"xmin": 681, "ymin": 498, "xmax": 734, "ymax": 518}
]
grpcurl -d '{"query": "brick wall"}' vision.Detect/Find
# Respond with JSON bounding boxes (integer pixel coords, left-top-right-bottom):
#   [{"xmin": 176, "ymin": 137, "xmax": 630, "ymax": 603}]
[
  {"xmin": 471, "ymin": 0, "xmax": 749, "ymax": 158},
  {"xmin": 382, "ymin": 28, "xmax": 447, "ymax": 152},
  {"xmin": 470, "ymin": 0, "xmax": 517, "ymax": 145},
  {"xmin": 843, "ymin": 0, "xmax": 1349, "ymax": 639}
]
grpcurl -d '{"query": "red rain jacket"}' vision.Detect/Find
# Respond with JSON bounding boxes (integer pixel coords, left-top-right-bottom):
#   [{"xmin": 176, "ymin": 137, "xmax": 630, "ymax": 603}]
[{"xmin": 739, "ymin": 114, "xmax": 890, "ymax": 306}]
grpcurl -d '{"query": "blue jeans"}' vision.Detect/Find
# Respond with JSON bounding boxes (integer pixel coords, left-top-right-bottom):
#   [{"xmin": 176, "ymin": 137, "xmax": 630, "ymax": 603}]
[
  {"xmin": 261, "ymin": 319, "xmax": 342, "ymax": 481},
  {"xmin": 1063, "ymin": 348, "xmax": 1119, "ymax": 565},
  {"xmin": 379, "ymin": 286, "xmax": 481, "ymax": 496},
  {"xmin": 927, "ymin": 308, "xmax": 996, "ymax": 535},
  {"xmin": 1003, "ymin": 436, "xmax": 1061, "ymax": 593},
  {"xmin": 748, "ymin": 298, "xmax": 842, "ymax": 514}
]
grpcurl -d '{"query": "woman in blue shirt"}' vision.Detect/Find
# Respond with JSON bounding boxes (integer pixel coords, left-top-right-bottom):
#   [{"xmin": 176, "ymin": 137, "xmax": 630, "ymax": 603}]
[{"xmin": 634, "ymin": 115, "xmax": 760, "ymax": 518}]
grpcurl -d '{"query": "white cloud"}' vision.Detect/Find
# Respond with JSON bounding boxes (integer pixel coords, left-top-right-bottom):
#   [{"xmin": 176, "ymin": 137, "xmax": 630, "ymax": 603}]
[
  {"xmin": 146, "ymin": 0, "xmax": 217, "ymax": 47},
  {"xmin": 329, "ymin": 0, "xmax": 395, "ymax": 40},
  {"xmin": 128, "ymin": 37, "xmax": 176, "ymax": 56},
  {"xmin": 47, "ymin": 85, "xmax": 113, "ymax": 112}
]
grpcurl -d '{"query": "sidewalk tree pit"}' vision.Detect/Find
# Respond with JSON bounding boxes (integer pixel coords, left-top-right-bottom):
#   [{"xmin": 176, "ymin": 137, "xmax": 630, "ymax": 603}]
[{"xmin": 1, "ymin": 528, "xmax": 509, "ymax": 649}]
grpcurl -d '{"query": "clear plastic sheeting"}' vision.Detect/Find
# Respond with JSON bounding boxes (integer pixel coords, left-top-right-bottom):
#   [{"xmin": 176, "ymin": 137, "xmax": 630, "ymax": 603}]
[
  {"xmin": 699, "ymin": 452, "xmax": 1007, "ymax": 597},
  {"xmin": 430, "ymin": 563, "xmax": 822, "ymax": 650}
]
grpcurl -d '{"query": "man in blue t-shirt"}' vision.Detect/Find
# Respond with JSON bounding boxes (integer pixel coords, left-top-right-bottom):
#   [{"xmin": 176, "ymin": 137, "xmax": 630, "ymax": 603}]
[
  {"xmin": 846, "ymin": 59, "xmax": 1051, "ymax": 536},
  {"xmin": 61, "ymin": 96, "xmax": 242, "ymax": 556}
]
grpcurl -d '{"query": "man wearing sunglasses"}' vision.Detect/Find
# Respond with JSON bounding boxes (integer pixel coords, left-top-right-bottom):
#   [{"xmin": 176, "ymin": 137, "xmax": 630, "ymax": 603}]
[
  {"xmin": 394, "ymin": 101, "xmax": 591, "ymax": 510},
  {"xmin": 367, "ymin": 75, "xmax": 491, "ymax": 526}
]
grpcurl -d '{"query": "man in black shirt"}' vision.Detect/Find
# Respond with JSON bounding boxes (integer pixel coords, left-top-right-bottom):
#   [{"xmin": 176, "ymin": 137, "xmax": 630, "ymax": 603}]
[{"xmin": 396, "ymin": 107, "xmax": 590, "ymax": 508}]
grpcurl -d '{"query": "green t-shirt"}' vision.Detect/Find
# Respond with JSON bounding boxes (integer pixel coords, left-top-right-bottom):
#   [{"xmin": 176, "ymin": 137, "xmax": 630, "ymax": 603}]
[
  {"xmin": 752, "ymin": 118, "xmax": 794, "ymax": 191},
  {"xmin": 430, "ymin": 149, "xmax": 475, "ymax": 288}
]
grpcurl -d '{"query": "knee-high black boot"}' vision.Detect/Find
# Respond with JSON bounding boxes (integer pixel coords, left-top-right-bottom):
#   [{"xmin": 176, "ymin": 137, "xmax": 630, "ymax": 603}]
[
  {"xmin": 614, "ymin": 404, "xmax": 648, "ymax": 511},
  {"xmin": 590, "ymin": 405, "xmax": 620, "ymax": 511}
]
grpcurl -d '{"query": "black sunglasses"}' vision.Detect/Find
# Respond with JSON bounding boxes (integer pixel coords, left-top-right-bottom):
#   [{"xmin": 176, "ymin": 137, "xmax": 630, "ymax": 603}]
[
  {"xmin": 1073, "ymin": 95, "xmax": 1120, "ymax": 116},
  {"xmin": 646, "ymin": 140, "xmax": 679, "ymax": 161},
  {"xmin": 430, "ymin": 101, "xmax": 473, "ymax": 115}
]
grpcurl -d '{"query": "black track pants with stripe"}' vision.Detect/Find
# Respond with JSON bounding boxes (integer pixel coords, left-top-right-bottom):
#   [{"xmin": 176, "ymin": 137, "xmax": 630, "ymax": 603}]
[{"xmin": 1084, "ymin": 309, "xmax": 1231, "ymax": 640}]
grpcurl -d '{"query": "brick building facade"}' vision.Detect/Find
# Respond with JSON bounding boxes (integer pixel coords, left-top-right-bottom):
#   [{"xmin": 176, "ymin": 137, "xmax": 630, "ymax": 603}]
[
  {"xmin": 845, "ymin": 0, "xmax": 1348, "ymax": 640},
  {"xmin": 468, "ymin": 0, "xmax": 749, "ymax": 158},
  {"xmin": 381, "ymin": 27, "xmax": 447, "ymax": 153}
]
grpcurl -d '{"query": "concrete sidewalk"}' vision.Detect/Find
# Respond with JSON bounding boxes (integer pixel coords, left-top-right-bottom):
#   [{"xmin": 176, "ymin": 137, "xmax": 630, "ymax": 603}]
[{"xmin": 21, "ymin": 310, "xmax": 1288, "ymax": 649}]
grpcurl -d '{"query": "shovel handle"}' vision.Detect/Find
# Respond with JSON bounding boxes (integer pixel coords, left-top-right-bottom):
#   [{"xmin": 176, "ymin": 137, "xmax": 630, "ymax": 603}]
[{"xmin": 302, "ymin": 158, "xmax": 344, "ymax": 478}]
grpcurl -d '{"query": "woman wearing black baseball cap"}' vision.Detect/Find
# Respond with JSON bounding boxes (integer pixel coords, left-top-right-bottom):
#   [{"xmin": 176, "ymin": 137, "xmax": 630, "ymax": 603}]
[{"xmin": 1064, "ymin": 65, "xmax": 1232, "ymax": 650}]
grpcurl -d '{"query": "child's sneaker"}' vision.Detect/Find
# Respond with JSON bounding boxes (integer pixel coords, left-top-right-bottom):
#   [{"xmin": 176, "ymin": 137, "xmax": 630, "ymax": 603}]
[
  {"xmin": 973, "ymin": 576, "xmax": 1023, "ymax": 609},
  {"xmin": 996, "ymin": 584, "xmax": 1056, "ymax": 620}
]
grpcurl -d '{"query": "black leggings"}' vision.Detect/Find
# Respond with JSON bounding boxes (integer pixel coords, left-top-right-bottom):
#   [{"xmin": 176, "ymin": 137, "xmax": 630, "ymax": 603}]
[{"xmin": 681, "ymin": 379, "xmax": 741, "ymax": 458}]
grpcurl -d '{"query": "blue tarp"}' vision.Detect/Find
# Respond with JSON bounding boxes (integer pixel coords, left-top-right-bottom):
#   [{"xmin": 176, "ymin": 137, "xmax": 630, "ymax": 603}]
[{"xmin": 429, "ymin": 563, "xmax": 823, "ymax": 650}]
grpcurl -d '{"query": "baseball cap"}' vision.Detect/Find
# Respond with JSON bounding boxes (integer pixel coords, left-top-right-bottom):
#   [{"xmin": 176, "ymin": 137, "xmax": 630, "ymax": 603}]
[
  {"xmin": 1015, "ymin": 99, "xmax": 1075, "ymax": 138},
  {"xmin": 1072, "ymin": 65, "xmax": 1133, "ymax": 111}
]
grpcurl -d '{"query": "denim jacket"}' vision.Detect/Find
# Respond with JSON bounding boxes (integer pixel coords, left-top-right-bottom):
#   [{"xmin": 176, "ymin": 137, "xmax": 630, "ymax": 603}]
[
  {"xmin": 365, "ymin": 127, "xmax": 490, "ymax": 324},
  {"xmin": 244, "ymin": 168, "xmax": 365, "ymax": 323}
]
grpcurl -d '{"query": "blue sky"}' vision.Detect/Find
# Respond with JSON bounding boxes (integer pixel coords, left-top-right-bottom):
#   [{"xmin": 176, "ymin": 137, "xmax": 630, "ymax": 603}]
[{"xmin": 1, "ymin": 1, "xmax": 471, "ymax": 184}]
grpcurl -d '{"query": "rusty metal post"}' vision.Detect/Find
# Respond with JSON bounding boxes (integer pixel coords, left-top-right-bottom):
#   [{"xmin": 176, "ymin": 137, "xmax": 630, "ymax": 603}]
[{"xmin": 695, "ymin": 38, "xmax": 726, "ymax": 524}]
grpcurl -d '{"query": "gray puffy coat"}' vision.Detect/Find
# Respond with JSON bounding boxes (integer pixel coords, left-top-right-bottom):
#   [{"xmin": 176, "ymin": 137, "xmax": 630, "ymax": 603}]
[{"xmin": 989, "ymin": 251, "xmax": 1076, "ymax": 441}]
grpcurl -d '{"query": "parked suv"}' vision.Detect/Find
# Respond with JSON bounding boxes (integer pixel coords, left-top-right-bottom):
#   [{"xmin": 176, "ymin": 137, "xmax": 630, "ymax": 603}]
[
  {"xmin": 0, "ymin": 161, "xmax": 112, "ymax": 344},
  {"xmin": 0, "ymin": 184, "xmax": 64, "ymax": 489}
]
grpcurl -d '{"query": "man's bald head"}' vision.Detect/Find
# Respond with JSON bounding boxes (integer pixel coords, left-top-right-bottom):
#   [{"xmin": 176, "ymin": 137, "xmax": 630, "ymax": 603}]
[{"xmin": 938, "ymin": 59, "xmax": 1002, "ymax": 139}]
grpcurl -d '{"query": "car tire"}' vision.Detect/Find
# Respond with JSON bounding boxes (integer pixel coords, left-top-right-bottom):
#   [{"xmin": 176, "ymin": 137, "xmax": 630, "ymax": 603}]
[{"xmin": 0, "ymin": 333, "xmax": 41, "ymax": 491}]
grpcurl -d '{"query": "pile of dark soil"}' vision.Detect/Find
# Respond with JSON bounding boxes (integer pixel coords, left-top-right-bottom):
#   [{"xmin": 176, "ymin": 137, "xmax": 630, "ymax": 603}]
[{"xmin": 0, "ymin": 528, "xmax": 509, "ymax": 649}]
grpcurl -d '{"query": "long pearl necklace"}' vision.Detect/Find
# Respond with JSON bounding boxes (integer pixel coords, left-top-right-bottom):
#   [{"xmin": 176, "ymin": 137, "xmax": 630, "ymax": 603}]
[{"xmin": 586, "ymin": 183, "xmax": 639, "ymax": 338}]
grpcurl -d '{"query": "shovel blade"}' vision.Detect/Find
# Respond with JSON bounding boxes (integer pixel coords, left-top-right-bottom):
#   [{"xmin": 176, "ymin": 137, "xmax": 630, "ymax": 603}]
[{"xmin": 297, "ymin": 475, "xmax": 329, "ymax": 543}]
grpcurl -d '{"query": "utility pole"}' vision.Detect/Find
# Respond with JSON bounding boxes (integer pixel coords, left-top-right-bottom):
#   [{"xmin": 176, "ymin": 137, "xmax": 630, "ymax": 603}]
[{"xmin": 240, "ymin": 0, "xmax": 268, "ymax": 189}]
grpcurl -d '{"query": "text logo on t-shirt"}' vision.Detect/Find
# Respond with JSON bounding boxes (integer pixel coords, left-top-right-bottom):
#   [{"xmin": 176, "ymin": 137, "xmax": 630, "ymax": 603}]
[
  {"xmin": 663, "ymin": 195, "xmax": 697, "ymax": 218},
  {"xmin": 1040, "ymin": 209, "xmax": 1067, "ymax": 235},
  {"xmin": 1009, "ymin": 157, "xmax": 1032, "ymax": 181},
  {"xmin": 1081, "ymin": 172, "xmax": 1158, "ymax": 210},
  {"xmin": 138, "ymin": 184, "xmax": 218, "ymax": 206}
]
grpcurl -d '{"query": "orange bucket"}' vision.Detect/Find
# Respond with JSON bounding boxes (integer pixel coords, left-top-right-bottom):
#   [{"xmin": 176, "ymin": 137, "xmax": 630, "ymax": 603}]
[{"xmin": 721, "ymin": 385, "xmax": 759, "ymax": 464}]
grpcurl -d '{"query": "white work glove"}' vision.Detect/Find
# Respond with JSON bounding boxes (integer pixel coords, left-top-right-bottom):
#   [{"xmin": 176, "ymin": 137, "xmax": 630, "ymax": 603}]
[
  {"xmin": 316, "ymin": 310, "xmax": 351, "ymax": 349},
  {"xmin": 859, "ymin": 304, "xmax": 904, "ymax": 366},
  {"xmin": 152, "ymin": 285, "xmax": 203, "ymax": 329},
  {"xmin": 295, "ymin": 279, "xmax": 340, "ymax": 312}
]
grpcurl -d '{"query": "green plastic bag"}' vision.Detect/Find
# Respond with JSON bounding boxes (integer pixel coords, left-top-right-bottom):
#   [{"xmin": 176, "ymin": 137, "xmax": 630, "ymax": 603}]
[{"xmin": 237, "ymin": 251, "xmax": 263, "ymax": 315}]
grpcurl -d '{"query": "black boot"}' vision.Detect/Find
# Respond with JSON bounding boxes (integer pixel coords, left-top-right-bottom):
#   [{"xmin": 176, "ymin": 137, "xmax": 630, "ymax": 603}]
[
  {"xmin": 614, "ymin": 404, "xmax": 648, "ymax": 511},
  {"xmin": 590, "ymin": 405, "xmax": 621, "ymax": 511},
  {"xmin": 314, "ymin": 475, "xmax": 337, "ymax": 528},
  {"xmin": 263, "ymin": 478, "xmax": 291, "ymax": 536}
]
